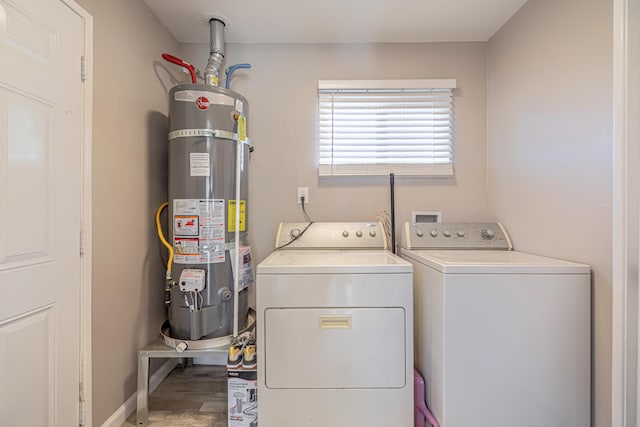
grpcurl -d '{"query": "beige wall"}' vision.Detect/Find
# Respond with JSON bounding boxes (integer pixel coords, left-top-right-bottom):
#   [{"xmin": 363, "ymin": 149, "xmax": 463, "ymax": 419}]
[
  {"xmin": 180, "ymin": 42, "xmax": 490, "ymax": 261},
  {"xmin": 486, "ymin": 0, "xmax": 613, "ymax": 425},
  {"xmin": 72, "ymin": 0, "xmax": 179, "ymax": 425}
]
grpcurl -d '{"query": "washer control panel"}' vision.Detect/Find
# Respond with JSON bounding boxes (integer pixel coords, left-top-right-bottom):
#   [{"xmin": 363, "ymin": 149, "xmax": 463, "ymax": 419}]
[
  {"xmin": 403, "ymin": 222, "xmax": 512, "ymax": 250},
  {"xmin": 275, "ymin": 222, "xmax": 387, "ymax": 249}
]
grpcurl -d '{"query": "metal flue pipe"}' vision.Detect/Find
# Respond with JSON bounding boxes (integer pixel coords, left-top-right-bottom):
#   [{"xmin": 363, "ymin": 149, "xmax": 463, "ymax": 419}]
[{"xmin": 204, "ymin": 18, "xmax": 225, "ymax": 86}]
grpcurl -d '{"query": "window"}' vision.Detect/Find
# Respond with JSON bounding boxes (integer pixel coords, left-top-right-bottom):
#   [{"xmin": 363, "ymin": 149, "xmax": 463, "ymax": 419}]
[{"xmin": 318, "ymin": 79, "xmax": 456, "ymax": 177}]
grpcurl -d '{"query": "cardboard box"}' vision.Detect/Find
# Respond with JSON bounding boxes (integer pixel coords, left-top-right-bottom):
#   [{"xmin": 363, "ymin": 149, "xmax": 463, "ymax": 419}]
[{"xmin": 228, "ymin": 369, "xmax": 258, "ymax": 427}]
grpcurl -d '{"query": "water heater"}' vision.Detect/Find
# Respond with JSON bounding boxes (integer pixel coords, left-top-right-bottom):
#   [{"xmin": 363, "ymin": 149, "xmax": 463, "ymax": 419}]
[
  {"xmin": 167, "ymin": 84, "xmax": 251, "ymax": 340},
  {"xmin": 158, "ymin": 18, "xmax": 252, "ymax": 343}
]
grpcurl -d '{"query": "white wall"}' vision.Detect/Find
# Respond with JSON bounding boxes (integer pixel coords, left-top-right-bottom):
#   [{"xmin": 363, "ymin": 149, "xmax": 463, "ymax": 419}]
[
  {"xmin": 180, "ymin": 42, "xmax": 490, "ymax": 261},
  {"xmin": 486, "ymin": 0, "xmax": 613, "ymax": 425}
]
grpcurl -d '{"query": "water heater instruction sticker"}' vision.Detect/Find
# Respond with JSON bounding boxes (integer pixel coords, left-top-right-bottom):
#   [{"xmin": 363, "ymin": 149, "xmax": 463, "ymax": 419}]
[
  {"xmin": 190, "ymin": 153, "xmax": 210, "ymax": 176},
  {"xmin": 173, "ymin": 199, "xmax": 225, "ymax": 264}
]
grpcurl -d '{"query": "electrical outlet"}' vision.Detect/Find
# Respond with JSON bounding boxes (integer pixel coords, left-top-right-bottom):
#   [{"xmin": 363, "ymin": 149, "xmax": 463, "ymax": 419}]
[{"xmin": 297, "ymin": 187, "xmax": 309, "ymax": 204}]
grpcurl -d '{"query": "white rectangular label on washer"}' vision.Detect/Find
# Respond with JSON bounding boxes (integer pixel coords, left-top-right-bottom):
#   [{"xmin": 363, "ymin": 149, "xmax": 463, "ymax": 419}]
[{"xmin": 190, "ymin": 152, "xmax": 210, "ymax": 176}]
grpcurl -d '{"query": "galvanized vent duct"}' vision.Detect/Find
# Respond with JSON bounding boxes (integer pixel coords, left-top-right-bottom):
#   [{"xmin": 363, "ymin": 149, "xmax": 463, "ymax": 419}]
[{"xmin": 204, "ymin": 18, "xmax": 225, "ymax": 86}]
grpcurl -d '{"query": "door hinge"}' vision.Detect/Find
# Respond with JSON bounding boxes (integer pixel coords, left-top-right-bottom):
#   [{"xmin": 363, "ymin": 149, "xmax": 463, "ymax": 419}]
[
  {"xmin": 79, "ymin": 400, "xmax": 86, "ymax": 426},
  {"xmin": 81, "ymin": 55, "xmax": 88, "ymax": 82},
  {"xmin": 80, "ymin": 225, "xmax": 86, "ymax": 255}
]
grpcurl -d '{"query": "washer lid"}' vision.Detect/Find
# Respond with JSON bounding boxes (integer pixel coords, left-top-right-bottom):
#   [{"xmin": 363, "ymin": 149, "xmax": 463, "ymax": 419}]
[
  {"xmin": 401, "ymin": 249, "xmax": 590, "ymax": 274},
  {"xmin": 257, "ymin": 249, "xmax": 412, "ymax": 275}
]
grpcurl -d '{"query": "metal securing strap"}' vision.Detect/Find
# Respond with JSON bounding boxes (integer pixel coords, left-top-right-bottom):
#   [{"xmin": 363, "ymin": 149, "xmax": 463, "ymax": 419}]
[{"xmin": 168, "ymin": 128, "xmax": 251, "ymax": 145}]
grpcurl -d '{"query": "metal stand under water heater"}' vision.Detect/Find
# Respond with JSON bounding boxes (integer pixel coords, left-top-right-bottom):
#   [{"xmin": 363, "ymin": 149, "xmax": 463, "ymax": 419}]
[{"xmin": 157, "ymin": 18, "xmax": 253, "ymax": 345}]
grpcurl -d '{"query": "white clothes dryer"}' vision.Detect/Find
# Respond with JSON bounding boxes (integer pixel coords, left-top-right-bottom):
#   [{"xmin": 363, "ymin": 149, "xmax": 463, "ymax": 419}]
[
  {"xmin": 401, "ymin": 222, "xmax": 590, "ymax": 427},
  {"xmin": 257, "ymin": 222, "xmax": 413, "ymax": 427}
]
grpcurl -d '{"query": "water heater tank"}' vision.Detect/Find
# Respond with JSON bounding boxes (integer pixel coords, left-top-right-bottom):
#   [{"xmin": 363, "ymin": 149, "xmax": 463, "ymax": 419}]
[{"xmin": 167, "ymin": 83, "xmax": 251, "ymax": 340}]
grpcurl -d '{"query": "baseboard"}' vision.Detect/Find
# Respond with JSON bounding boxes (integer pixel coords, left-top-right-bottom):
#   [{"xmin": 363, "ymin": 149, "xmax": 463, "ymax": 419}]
[{"xmin": 100, "ymin": 359, "xmax": 178, "ymax": 427}]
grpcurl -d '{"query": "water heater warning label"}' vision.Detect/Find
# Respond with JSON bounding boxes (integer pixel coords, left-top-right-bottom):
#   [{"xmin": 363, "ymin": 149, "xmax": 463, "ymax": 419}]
[
  {"xmin": 227, "ymin": 200, "xmax": 246, "ymax": 232},
  {"xmin": 173, "ymin": 199, "xmax": 225, "ymax": 264},
  {"xmin": 174, "ymin": 215, "xmax": 198, "ymax": 236}
]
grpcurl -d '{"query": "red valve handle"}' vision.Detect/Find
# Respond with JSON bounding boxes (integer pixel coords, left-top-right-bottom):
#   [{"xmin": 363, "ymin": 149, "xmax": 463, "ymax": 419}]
[{"xmin": 162, "ymin": 53, "xmax": 196, "ymax": 84}]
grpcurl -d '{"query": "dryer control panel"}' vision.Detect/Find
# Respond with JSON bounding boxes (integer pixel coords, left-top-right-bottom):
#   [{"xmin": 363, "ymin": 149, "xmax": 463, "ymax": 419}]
[
  {"xmin": 403, "ymin": 222, "xmax": 512, "ymax": 250},
  {"xmin": 275, "ymin": 222, "xmax": 388, "ymax": 250}
]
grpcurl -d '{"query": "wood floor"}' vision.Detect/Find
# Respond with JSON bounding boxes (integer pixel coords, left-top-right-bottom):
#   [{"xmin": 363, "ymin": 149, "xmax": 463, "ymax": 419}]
[{"xmin": 123, "ymin": 364, "xmax": 229, "ymax": 427}]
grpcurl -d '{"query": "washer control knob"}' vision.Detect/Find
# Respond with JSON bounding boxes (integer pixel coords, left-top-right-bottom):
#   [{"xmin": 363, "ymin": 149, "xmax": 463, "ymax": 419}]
[
  {"xmin": 481, "ymin": 228, "xmax": 496, "ymax": 240},
  {"xmin": 290, "ymin": 228, "xmax": 301, "ymax": 238},
  {"xmin": 430, "ymin": 229, "xmax": 438, "ymax": 238},
  {"xmin": 416, "ymin": 230, "xmax": 424, "ymax": 237},
  {"xmin": 342, "ymin": 230, "xmax": 349, "ymax": 238},
  {"xmin": 443, "ymin": 230, "xmax": 452, "ymax": 238},
  {"xmin": 369, "ymin": 230, "xmax": 377, "ymax": 237},
  {"xmin": 356, "ymin": 230, "xmax": 363, "ymax": 238},
  {"xmin": 457, "ymin": 230, "xmax": 466, "ymax": 238}
]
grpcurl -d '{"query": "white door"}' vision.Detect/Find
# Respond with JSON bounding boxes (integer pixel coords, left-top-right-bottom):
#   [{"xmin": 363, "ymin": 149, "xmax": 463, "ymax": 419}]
[{"xmin": 0, "ymin": 0, "xmax": 83, "ymax": 425}]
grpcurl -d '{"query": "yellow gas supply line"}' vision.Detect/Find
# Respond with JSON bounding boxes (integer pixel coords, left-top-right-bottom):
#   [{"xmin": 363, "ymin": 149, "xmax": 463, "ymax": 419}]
[{"xmin": 155, "ymin": 202, "xmax": 174, "ymax": 280}]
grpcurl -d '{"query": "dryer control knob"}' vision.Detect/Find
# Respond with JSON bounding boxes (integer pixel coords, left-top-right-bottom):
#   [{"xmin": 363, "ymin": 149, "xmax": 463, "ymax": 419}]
[
  {"xmin": 342, "ymin": 230, "xmax": 349, "ymax": 238},
  {"xmin": 443, "ymin": 230, "xmax": 452, "ymax": 238},
  {"xmin": 430, "ymin": 229, "xmax": 438, "ymax": 237},
  {"xmin": 457, "ymin": 230, "xmax": 466, "ymax": 237},
  {"xmin": 369, "ymin": 230, "xmax": 377, "ymax": 237},
  {"xmin": 290, "ymin": 228, "xmax": 301, "ymax": 238},
  {"xmin": 416, "ymin": 230, "xmax": 424, "ymax": 237},
  {"xmin": 481, "ymin": 228, "xmax": 496, "ymax": 240},
  {"xmin": 356, "ymin": 230, "xmax": 363, "ymax": 237}
]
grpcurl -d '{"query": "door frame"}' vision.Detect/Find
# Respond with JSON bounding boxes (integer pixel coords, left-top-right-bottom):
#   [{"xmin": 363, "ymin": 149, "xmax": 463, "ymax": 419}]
[
  {"xmin": 612, "ymin": 0, "xmax": 638, "ymax": 425},
  {"xmin": 61, "ymin": 0, "xmax": 93, "ymax": 425}
]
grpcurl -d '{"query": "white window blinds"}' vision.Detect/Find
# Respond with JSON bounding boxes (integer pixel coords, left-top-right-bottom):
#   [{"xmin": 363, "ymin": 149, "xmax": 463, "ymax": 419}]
[{"xmin": 318, "ymin": 79, "xmax": 456, "ymax": 177}]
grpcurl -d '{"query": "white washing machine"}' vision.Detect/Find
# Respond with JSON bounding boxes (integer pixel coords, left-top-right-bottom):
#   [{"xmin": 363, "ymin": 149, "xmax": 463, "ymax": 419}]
[
  {"xmin": 401, "ymin": 222, "xmax": 590, "ymax": 427},
  {"xmin": 256, "ymin": 222, "xmax": 414, "ymax": 427}
]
